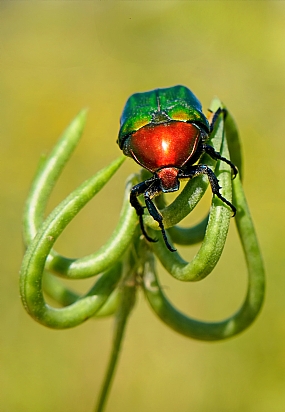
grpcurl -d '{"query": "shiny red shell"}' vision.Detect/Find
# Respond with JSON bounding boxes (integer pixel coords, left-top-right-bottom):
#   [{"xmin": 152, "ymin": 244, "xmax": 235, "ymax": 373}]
[{"xmin": 129, "ymin": 121, "xmax": 200, "ymax": 172}]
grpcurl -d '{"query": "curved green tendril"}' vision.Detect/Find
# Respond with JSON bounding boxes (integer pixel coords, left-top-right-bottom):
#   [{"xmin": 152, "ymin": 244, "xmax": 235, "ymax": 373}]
[
  {"xmin": 23, "ymin": 110, "xmax": 137, "ymax": 279},
  {"xmin": 42, "ymin": 272, "xmax": 121, "ymax": 317},
  {"xmin": 143, "ymin": 173, "xmax": 265, "ymax": 340},
  {"xmin": 22, "ymin": 110, "xmax": 136, "ymax": 318},
  {"xmin": 21, "ymin": 260, "xmax": 122, "ymax": 329},
  {"xmin": 20, "ymin": 156, "xmax": 129, "ymax": 327},
  {"xmin": 45, "ymin": 177, "xmax": 137, "ymax": 279},
  {"xmin": 23, "ymin": 109, "xmax": 89, "ymax": 246},
  {"xmin": 167, "ymin": 216, "xmax": 208, "ymax": 245}
]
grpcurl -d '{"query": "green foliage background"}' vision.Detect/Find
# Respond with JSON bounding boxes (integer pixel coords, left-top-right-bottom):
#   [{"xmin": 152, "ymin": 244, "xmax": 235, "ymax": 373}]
[{"xmin": 1, "ymin": 1, "xmax": 284, "ymax": 411}]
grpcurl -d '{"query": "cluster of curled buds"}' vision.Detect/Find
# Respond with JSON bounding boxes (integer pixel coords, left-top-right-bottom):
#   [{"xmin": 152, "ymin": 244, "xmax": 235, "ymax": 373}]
[{"xmin": 20, "ymin": 101, "xmax": 265, "ymax": 412}]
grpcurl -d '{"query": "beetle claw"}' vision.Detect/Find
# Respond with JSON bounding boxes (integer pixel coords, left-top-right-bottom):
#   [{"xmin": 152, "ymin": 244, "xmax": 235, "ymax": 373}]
[
  {"xmin": 139, "ymin": 214, "xmax": 157, "ymax": 243},
  {"xmin": 165, "ymin": 242, "xmax": 177, "ymax": 253},
  {"xmin": 159, "ymin": 223, "xmax": 176, "ymax": 252},
  {"xmin": 144, "ymin": 233, "xmax": 158, "ymax": 243}
]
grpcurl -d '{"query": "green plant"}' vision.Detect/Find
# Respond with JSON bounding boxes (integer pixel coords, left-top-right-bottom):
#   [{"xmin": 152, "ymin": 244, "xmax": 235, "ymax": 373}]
[{"xmin": 20, "ymin": 102, "xmax": 265, "ymax": 412}]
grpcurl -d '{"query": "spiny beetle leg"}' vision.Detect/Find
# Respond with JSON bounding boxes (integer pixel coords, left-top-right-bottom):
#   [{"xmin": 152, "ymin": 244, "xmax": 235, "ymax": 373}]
[
  {"xmin": 181, "ymin": 164, "xmax": 236, "ymax": 217},
  {"xmin": 144, "ymin": 187, "xmax": 176, "ymax": 252},
  {"xmin": 216, "ymin": 192, "xmax": 236, "ymax": 217},
  {"xmin": 204, "ymin": 144, "xmax": 238, "ymax": 179},
  {"xmin": 130, "ymin": 180, "xmax": 157, "ymax": 243},
  {"xmin": 207, "ymin": 108, "xmax": 238, "ymax": 179},
  {"xmin": 208, "ymin": 106, "xmax": 227, "ymax": 133},
  {"xmin": 138, "ymin": 214, "xmax": 157, "ymax": 243}
]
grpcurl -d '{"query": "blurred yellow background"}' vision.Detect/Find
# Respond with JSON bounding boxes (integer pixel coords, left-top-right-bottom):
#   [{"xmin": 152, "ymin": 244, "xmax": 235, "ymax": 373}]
[{"xmin": 1, "ymin": 1, "xmax": 285, "ymax": 411}]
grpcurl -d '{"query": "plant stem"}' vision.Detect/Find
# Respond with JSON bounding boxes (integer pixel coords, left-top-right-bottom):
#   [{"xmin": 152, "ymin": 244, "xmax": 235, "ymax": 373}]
[{"xmin": 95, "ymin": 268, "xmax": 137, "ymax": 412}]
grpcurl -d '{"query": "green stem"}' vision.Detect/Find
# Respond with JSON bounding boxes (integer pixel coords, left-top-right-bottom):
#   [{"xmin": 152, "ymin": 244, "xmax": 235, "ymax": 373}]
[{"xmin": 95, "ymin": 266, "xmax": 137, "ymax": 412}]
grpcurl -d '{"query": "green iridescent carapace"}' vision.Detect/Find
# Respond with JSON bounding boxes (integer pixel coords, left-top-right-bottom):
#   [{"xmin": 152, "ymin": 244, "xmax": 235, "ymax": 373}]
[{"xmin": 117, "ymin": 85, "xmax": 209, "ymax": 149}]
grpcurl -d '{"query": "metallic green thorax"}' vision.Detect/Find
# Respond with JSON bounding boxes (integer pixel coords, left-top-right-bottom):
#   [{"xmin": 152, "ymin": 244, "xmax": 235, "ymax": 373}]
[{"xmin": 118, "ymin": 85, "xmax": 209, "ymax": 149}]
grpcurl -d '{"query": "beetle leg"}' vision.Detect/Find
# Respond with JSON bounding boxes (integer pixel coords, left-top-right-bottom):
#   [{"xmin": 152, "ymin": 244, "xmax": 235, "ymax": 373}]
[
  {"xmin": 204, "ymin": 144, "xmax": 238, "ymax": 178},
  {"xmin": 144, "ymin": 183, "xmax": 176, "ymax": 252},
  {"xmin": 208, "ymin": 107, "xmax": 227, "ymax": 133},
  {"xmin": 180, "ymin": 165, "xmax": 236, "ymax": 216},
  {"xmin": 207, "ymin": 107, "xmax": 238, "ymax": 179},
  {"xmin": 130, "ymin": 180, "xmax": 158, "ymax": 243}
]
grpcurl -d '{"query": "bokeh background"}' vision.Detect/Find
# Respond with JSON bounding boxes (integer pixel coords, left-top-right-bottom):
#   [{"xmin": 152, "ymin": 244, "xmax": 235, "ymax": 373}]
[{"xmin": 1, "ymin": 1, "xmax": 285, "ymax": 411}]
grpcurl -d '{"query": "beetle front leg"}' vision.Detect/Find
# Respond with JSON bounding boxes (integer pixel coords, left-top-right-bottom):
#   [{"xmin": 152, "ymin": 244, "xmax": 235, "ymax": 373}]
[
  {"xmin": 207, "ymin": 107, "xmax": 238, "ymax": 178},
  {"xmin": 204, "ymin": 144, "xmax": 238, "ymax": 178},
  {"xmin": 144, "ymin": 184, "xmax": 176, "ymax": 252},
  {"xmin": 130, "ymin": 180, "xmax": 157, "ymax": 243},
  {"xmin": 181, "ymin": 165, "xmax": 236, "ymax": 216},
  {"xmin": 208, "ymin": 106, "xmax": 226, "ymax": 133}
]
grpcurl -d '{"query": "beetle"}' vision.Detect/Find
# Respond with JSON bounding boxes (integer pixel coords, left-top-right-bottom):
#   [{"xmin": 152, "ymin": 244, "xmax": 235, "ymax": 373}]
[{"xmin": 117, "ymin": 85, "xmax": 238, "ymax": 252}]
